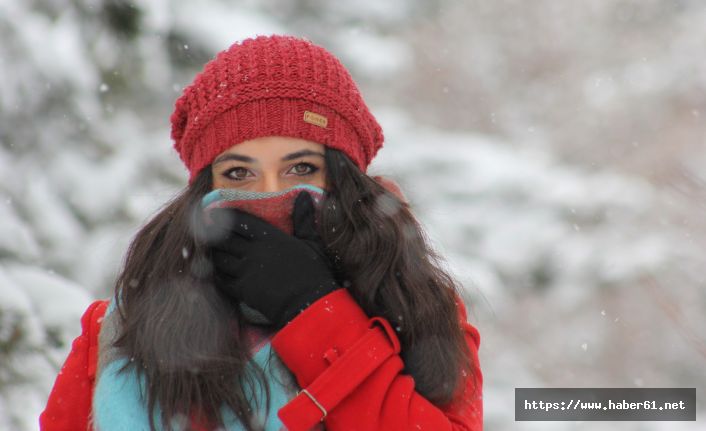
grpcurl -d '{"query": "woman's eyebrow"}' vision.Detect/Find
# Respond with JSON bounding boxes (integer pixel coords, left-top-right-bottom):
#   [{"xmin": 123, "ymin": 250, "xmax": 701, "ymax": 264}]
[
  {"xmin": 281, "ymin": 149, "xmax": 324, "ymax": 161},
  {"xmin": 212, "ymin": 153, "xmax": 255, "ymax": 165},
  {"xmin": 213, "ymin": 149, "xmax": 324, "ymax": 165}
]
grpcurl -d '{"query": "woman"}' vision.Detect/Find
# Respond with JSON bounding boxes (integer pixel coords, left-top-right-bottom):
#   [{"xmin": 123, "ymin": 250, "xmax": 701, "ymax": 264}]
[{"xmin": 40, "ymin": 34, "xmax": 483, "ymax": 431}]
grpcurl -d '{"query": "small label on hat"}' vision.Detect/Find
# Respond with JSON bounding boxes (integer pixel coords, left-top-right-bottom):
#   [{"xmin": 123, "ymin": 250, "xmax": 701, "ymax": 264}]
[{"xmin": 303, "ymin": 111, "xmax": 328, "ymax": 128}]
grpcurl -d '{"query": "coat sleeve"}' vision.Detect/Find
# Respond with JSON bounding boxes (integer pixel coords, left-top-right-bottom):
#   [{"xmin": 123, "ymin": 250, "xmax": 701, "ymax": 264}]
[
  {"xmin": 271, "ymin": 288, "xmax": 483, "ymax": 431},
  {"xmin": 39, "ymin": 299, "xmax": 109, "ymax": 431}
]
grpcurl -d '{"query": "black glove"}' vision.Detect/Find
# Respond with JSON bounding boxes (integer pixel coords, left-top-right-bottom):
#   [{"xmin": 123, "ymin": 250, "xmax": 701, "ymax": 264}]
[{"xmin": 206, "ymin": 191, "xmax": 340, "ymax": 329}]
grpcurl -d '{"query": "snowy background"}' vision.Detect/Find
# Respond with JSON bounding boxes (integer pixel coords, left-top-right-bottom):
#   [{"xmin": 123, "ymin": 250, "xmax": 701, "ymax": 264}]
[{"xmin": 1, "ymin": 0, "xmax": 705, "ymax": 430}]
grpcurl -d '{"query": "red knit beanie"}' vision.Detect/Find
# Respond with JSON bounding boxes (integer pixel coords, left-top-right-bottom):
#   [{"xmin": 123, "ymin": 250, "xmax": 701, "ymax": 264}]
[{"xmin": 170, "ymin": 34, "xmax": 385, "ymax": 185}]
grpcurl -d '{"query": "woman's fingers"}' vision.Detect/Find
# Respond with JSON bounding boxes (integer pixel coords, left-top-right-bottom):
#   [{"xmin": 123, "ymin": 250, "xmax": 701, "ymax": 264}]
[{"xmin": 292, "ymin": 192, "xmax": 319, "ymax": 242}]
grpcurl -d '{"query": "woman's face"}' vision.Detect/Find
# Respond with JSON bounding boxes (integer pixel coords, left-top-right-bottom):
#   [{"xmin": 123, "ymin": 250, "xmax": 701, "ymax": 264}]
[{"xmin": 210, "ymin": 136, "xmax": 327, "ymax": 192}]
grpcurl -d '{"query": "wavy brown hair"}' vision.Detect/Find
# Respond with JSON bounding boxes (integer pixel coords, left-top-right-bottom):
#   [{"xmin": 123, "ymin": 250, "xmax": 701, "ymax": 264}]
[{"xmin": 111, "ymin": 147, "xmax": 478, "ymax": 431}]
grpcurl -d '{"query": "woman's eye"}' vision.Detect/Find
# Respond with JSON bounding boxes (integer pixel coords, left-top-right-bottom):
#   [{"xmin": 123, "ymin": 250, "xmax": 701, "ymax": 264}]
[
  {"xmin": 290, "ymin": 162, "xmax": 319, "ymax": 176},
  {"xmin": 224, "ymin": 167, "xmax": 250, "ymax": 181}
]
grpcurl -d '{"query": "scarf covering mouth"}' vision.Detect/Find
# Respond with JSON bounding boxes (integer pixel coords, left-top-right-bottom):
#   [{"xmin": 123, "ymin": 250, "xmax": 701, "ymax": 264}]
[
  {"xmin": 201, "ymin": 184, "xmax": 326, "ymax": 326},
  {"xmin": 201, "ymin": 183, "xmax": 326, "ymax": 235}
]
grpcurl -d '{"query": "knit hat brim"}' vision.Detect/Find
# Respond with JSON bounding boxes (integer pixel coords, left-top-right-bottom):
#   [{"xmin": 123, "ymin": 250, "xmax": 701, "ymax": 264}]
[{"xmin": 187, "ymin": 97, "xmax": 368, "ymax": 184}]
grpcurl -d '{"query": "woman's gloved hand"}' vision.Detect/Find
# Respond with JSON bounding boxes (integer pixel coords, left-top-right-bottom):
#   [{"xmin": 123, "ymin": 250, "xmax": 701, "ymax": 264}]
[{"xmin": 205, "ymin": 191, "xmax": 340, "ymax": 330}]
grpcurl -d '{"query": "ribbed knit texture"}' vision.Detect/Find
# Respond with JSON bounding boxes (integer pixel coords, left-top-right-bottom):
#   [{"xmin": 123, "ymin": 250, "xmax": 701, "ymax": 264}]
[{"xmin": 171, "ymin": 34, "xmax": 385, "ymax": 184}]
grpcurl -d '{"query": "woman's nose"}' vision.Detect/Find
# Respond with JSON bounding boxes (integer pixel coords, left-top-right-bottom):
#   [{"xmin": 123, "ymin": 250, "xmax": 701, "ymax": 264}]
[{"xmin": 259, "ymin": 175, "xmax": 285, "ymax": 193}]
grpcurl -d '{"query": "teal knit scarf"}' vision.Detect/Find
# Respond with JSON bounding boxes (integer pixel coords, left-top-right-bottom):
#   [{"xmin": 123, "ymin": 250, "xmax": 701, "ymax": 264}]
[{"xmin": 91, "ymin": 296, "xmax": 301, "ymax": 430}]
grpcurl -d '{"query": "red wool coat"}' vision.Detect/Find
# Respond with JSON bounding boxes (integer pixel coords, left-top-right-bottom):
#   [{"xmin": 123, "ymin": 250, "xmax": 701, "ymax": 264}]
[{"xmin": 39, "ymin": 289, "xmax": 483, "ymax": 430}]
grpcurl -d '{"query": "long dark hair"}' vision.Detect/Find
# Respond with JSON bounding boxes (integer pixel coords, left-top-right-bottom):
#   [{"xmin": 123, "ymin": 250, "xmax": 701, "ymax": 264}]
[{"xmin": 111, "ymin": 147, "xmax": 478, "ymax": 430}]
